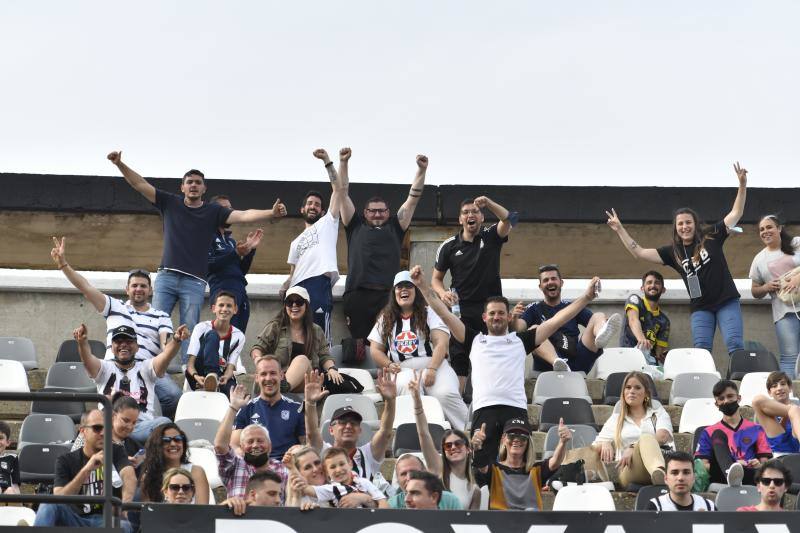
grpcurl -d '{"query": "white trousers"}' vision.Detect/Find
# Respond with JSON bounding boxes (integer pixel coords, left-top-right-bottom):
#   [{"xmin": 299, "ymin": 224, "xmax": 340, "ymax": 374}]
[{"xmin": 395, "ymin": 357, "xmax": 469, "ymax": 431}]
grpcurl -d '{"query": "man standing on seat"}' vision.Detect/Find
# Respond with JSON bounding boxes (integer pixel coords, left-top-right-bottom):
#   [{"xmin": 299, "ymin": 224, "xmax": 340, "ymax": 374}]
[
  {"xmin": 513, "ymin": 264, "xmax": 622, "ymax": 373},
  {"xmin": 619, "ymin": 270, "xmax": 670, "ymax": 365},
  {"xmin": 108, "ymin": 151, "xmax": 286, "ymax": 364},
  {"xmin": 280, "ymin": 149, "xmax": 345, "ymax": 345},
  {"xmin": 337, "ymin": 148, "xmax": 429, "ymax": 358},
  {"xmin": 432, "ymin": 196, "xmax": 516, "ymax": 391}
]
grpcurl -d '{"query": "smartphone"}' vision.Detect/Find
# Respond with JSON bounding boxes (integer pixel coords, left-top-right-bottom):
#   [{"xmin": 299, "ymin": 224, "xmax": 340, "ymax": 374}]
[{"xmin": 594, "ymin": 280, "xmax": 602, "ymax": 298}]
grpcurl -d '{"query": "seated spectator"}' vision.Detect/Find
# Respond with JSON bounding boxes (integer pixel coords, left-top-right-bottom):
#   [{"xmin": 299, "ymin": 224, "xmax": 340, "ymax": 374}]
[
  {"xmin": 298, "ymin": 447, "xmax": 388, "ymax": 508},
  {"xmin": 284, "ymin": 446, "xmax": 326, "ymax": 508},
  {"xmin": 738, "ymin": 459, "xmax": 792, "ymax": 512},
  {"xmin": 161, "ymin": 467, "xmax": 196, "ymax": 504},
  {"xmin": 646, "ymin": 451, "xmax": 716, "ymax": 511},
  {"xmin": 696, "ymin": 380, "xmax": 772, "ymax": 486},
  {"xmin": 250, "ymin": 287, "xmax": 339, "ymax": 393},
  {"xmin": 74, "ymin": 323, "xmax": 188, "ymax": 444},
  {"xmin": 589, "ymin": 371, "xmax": 672, "ymax": 487},
  {"xmin": 405, "ymin": 470, "xmax": 447, "ymax": 510},
  {"xmin": 70, "ymin": 394, "xmax": 142, "ymax": 466},
  {"xmin": 407, "ymin": 370, "xmax": 480, "ymax": 509},
  {"xmin": 0, "ymin": 421, "xmax": 20, "ymax": 494},
  {"xmin": 139, "ymin": 423, "xmax": 210, "ymax": 504},
  {"xmin": 185, "ymin": 291, "xmax": 245, "ymax": 396},
  {"xmin": 214, "ymin": 384, "xmax": 289, "ymax": 498},
  {"xmin": 751, "ymin": 371, "xmax": 800, "ymax": 456},
  {"xmin": 473, "ymin": 417, "xmax": 570, "ymax": 510},
  {"xmin": 231, "ymin": 356, "xmax": 305, "ymax": 459},
  {"xmin": 388, "ymin": 454, "xmax": 462, "ymax": 509},
  {"xmin": 369, "ymin": 270, "xmax": 468, "ymax": 431},
  {"xmin": 619, "ymin": 271, "xmax": 670, "ymax": 365},
  {"xmin": 221, "ymin": 470, "xmax": 284, "ymax": 515},
  {"xmin": 33, "ymin": 410, "xmax": 136, "ymax": 532}
]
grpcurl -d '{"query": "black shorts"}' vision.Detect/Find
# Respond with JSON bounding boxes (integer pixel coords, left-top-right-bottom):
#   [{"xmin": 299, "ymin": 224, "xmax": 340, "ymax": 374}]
[
  {"xmin": 449, "ymin": 302, "xmax": 485, "ymax": 377},
  {"xmin": 343, "ymin": 288, "xmax": 391, "ymax": 339},
  {"xmin": 471, "ymin": 404, "xmax": 529, "ymax": 468}
]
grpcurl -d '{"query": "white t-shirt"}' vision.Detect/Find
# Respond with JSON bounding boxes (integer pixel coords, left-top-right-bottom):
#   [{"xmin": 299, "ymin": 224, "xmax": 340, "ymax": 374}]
[
  {"xmin": 749, "ymin": 237, "xmax": 800, "ymax": 322},
  {"xmin": 186, "ymin": 320, "xmax": 245, "ymax": 368},
  {"xmin": 102, "ymin": 296, "xmax": 173, "ymax": 361},
  {"xmin": 448, "ymin": 473, "xmax": 473, "ymax": 510},
  {"xmin": 287, "ymin": 211, "xmax": 340, "ymax": 286},
  {"xmin": 367, "ymin": 307, "xmax": 449, "ymax": 363},
  {"xmin": 594, "ymin": 404, "xmax": 673, "ymax": 460},
  {"xmin": 94, "ymin": 359, "xmax": 158, "ymax": 420}
]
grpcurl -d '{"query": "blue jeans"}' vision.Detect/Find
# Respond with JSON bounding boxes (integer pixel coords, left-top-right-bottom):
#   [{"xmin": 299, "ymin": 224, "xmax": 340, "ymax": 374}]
[
  {"xmin": 690, "ymin": 297, "xmax": 744, "ymax": 354},
  {"xmin": 34, "ymin": 504, "xmax": 132, "ymax": 533},
  {"xmin": 154, "ymin": 374, "xmax": 182, "ymax": 419},
  {"xmin": 131, "ymin": 415, "xmax": 172, "ymax": 445},
  {"xmin": 775, "ymin": 313, "xmax": 800, "ymax": 378},
  {"xmin": 152, "ymin": 269, "xmax": 206, "ymax": 364}
]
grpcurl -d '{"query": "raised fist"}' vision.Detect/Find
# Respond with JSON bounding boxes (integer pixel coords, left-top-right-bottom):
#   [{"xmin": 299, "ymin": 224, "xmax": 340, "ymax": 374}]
[{"xmin": 416, "ymin": 154, "xmax": 428, "ymax": 169}]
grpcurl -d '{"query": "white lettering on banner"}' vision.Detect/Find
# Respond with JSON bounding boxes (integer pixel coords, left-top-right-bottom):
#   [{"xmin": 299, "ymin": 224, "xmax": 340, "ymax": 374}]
[
  {"xmin": 603, "ymin": 527, "xmax": 627, "ymax": 533},
  {"xmin": 692, "ymin": 526, "xmax": 724, "ymax": 533},
  {"xmin": 451, "ymin": 526, "xmax": 568, "ymax": 533},
  {"xmin": 356, "ymin": 524, "xmax": 424, "ymax": 533},
  {"xmin": 216, "ymin": 519, "xmax": 298, "ymax": 533},
  {"xmin": 754, "ymin": 526, "xmax": 791, "ymax": 533}
]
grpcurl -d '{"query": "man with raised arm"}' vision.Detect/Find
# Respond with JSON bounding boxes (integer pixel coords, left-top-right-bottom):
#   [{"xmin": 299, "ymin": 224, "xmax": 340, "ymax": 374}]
[
  {"xmin": 279, "ymin": 148, "xmax": 345, "ymax": 344},
  {"xmin": 337, "ymin": 148, "xmax": 429, "ymax": 357},
  {"xmin": 50, "ymin": 237, "xmax": 182, "ymax": 418},
  {"xmin": 410, "ymin": 265, "xmax": 601, "ymax": 467},
  {"xmin": 107, "ymin": 151, "xmax": 286, "ymax": 364}
]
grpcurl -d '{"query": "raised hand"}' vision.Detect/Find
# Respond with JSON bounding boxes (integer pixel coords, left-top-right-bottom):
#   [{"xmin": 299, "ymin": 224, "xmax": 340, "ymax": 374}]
[
  {"xmin": 408, "ymin": 369, "xmax": 422, "ymax": 400},
  {"xmin": 340, "ymin": 147, "xmax": 352, "ymax": 161},
  {"xmin": 473, "ymin": 196, "xmax": 489, "ymax": 209},
  {"xmin": 229, "ymin": 384, "xmax": 251, "ymax": 410},
  {"xmin": 312, "ymin": 149, "xmax": 330, "ymax": 162},
  {"xmin": 272, "ymin": 198, "xmax": 287, "ymax": 219},
  {"xmin": 471, "ymin": 423, "xmax": 487, "ymax": 450},
  {"xmin": 73, "ymin": 323, "xmax": 88, "ymax": 342},
  {"xmin": 557, "ymin": 417, "xmax": 572, "ymax": 443},
  {"xmin": 173, "ymin": 324, "xmax": 190, "ymax": 342},
  {"xmin": 605, "ymin": 208, "xmax": 623, "ymax": 232},
  {"xmin": 416, "ymin": 154, "xmax": 428, "ymax": 169},
  {"xmin": 107, "ymin": 151, "xmax": 122, "ymax": 165},
  {"xmin": 304, "ymin": 370, "xmax": 329, "ymax": 403},
  {"xmin": 733, "ymin": 161, "xmax": 748, "ymax": 185},
  {"xmin": 376, "ymin": 368, "xmax": 398, "ymax": 400},
  {"xmin": 511, "ymin": 301, "xmax": 526, "ymax": 320},
  {"xmin": 246, "ymin": 229, "xmax": 264, "ymax": 248},
  {"xmin": 87, "ymin": 450, "xmax": 104, "ymax": 469},
  {"xmin": 409, "ymin": 265, "xmax": 424, "ymax": 286},
  {"xmin": 51, "ymin": 236, "xmax": 67, "ymax": 269},
  {"xmin": 584, "ymin": 277, "xmax": 601, "ymax": 301}
]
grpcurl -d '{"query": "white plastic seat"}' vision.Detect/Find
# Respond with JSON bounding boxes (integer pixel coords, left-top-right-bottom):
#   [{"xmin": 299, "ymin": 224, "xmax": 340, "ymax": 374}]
[
  {"xmin": 738, "ymin": 372, "xmax": 797, "ymax": 407},
  {"xmin": 0, "ymin": 337, "xmax": 37, "ymax": 370},
  {"xmin": 339, "ymin": 368, "xmax": 381, "ymax": 403},
  {"xmin": 175, "ymin": 391, "xmax": 231, "ymax": 422},
  {"xmin": 0, "ymin": 359, "xmax": 30, "ymax": 392},
  {"xmin": 669, "ymin": 372, "xmax": 718, "ymax": 406},
  {"xmin": 320, "ymin": 394, "xmax": 380, "ymax": 428},
  {"xmin": 393, "ymin": 394, "xmax": 449, "ymax": 429},
  {"xmin": 0, "ymin": 506, "xmax": 37, "ymax": 526},
  {"xmin": 533, "ymin": 371, "xmax": 592, "ymax": 405},
  {"xmin": 663, "ymin": 348, "xmax": 719, "ymax": 381},
  {"xmin": 188, "ymin": 446, "xmax": 223, "ymax": 489},
  {"xmin": 542, "ymin": 424, "xmax": 598, "ymax": 460},
  {"xmin": 552, "ymin": 483, "xmax": 616, "ymax": 511},
  {"xmin": 678, "ymin": 398, "xmax": 723, "ymax": 433},
  {"xmin": 589, "ymin": 348, "xmax": 647, "ymax": 380}
]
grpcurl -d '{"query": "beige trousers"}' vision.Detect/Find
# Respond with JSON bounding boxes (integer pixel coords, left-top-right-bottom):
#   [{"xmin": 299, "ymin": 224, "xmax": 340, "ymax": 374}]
[{"xmin": 563, "ymin": 433, "xmax": 665, "ymax": 487}]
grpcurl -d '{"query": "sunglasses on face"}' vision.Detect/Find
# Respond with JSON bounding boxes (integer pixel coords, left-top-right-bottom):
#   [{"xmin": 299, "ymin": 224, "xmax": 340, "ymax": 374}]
[
  {"xmin": 443, "ymin": 440, "xmax": 466, "ymax": 452},
  {"xmin": 161, "ymin": 435, "xmax": 186, "ymax": 444},
  {"xmin": 167, "ymin": 483, "xmax": 194, "ymax": 493},
  {"xmin": 759, "ymin": 477, "xmax": 786, "ymax": 487},
  {"xmin": 285, "ymin": 298, "xmax": 306, "ymax": 307},
  {"xmin": 332, "ymin": 419, "xmax": 360, "ymax": 427},
  {"xmin": 82, "ymin": 424, "xmax": 104, "ymax": 434},
  {"xmin": 395, "ymin": 282, "xmax": 414, "ymax": 290},
  {"xmin": 505, "ymin": 433, "xmax": 528, "ymax": 443}
]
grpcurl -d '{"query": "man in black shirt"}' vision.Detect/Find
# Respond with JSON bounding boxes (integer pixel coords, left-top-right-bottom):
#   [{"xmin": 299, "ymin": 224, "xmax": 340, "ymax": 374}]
[
  {"xmin": 620, "ymin": 270, "xmax": 670, "ymax": 364},
  {"xmin": 34, "ymin": 409, "xmax": 136, "ymax": 531},
  {"xmin": 0, "ymin": 421, "xmax": 20, "ymax": 494}
]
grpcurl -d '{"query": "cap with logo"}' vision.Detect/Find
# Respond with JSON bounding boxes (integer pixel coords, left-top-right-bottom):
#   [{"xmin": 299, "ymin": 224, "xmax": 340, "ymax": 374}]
[
  {"xmin": 503, "ymin": 418, "xmax": 531, "ymax": 435},
  {"xmin": 331, "ymin": 405, "xmax": 363, "ymax": 423},
  {"xmin": 111, "ymin": 325, "xmax": 137, "ymax": 341}
]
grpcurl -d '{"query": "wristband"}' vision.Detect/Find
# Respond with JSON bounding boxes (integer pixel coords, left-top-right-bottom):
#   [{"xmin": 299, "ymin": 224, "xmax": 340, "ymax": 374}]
[
  {"xmin": 58, "ymin": 263, "xmax": 68, "ymax": 270},
  {"xmin": 325, "ymin": 162, "xmax": 334, "ymax": 168},
  {"xmin": 229, "ymin": 405, "xmax": 238, "ymax": 413},
  {"xmin": 328, "ymin": 366, "xmax": 338, "ymax": 372}
]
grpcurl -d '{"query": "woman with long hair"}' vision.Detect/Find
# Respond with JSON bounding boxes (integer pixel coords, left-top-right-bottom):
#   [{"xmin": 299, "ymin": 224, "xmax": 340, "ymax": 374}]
[
  {"xmin": 251, "ymin": 286, "xmax": 339, "ymax": 392},
  {"xmin": 750, "ymin": 215, "xmax": 800, "ymax": 376},
  {"xmin": 284, "ymin": 446, "xmax": 326, "ymax": 507},
  {"xmin": 161, "ymin": 467, "xmax": 196, "ymax": 504},
  {"xmin": 138, "ymin": 423, "xmax": 209, "ymax": 504},
  {"xmin": 368, "ymin": 271, "xmax": 468, "ymax": 430},
  {"xmin": 70, "ymin": 393, "xmax": 142, "ymax": 466},
  {"xmin": 606, "ymin": 162, "xmax": 749, "ymax": 354}
]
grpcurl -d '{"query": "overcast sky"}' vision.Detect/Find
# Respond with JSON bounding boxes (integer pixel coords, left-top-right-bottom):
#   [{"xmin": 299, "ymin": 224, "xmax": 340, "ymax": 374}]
[{"xmin": 2, "ymin": 1, "xmax": 798, "ymax": 187}]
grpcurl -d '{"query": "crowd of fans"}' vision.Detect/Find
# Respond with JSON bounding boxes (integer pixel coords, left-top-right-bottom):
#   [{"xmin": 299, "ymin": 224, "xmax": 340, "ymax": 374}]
[{"xmin": 2, "ymin": 153, "xmax": 800, "ymax": 528}]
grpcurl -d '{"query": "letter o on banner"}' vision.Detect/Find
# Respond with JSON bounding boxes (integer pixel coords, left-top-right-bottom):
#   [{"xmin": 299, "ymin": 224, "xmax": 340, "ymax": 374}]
[{"xmin": 357, "ymin": 524, "xmax": 425, "ymax": 533}]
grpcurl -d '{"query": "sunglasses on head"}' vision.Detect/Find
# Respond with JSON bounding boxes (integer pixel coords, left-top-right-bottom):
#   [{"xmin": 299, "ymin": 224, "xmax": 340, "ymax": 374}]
[
  {"xmin": 285, "ymin": 298, "xmax": 306, "ymax": 307},
  {"xmin": 167, "ymin": 483, "xmax": 194, "ymax": 493},
  {"xmin": 161, "ymin": 435, "xmax": 186, "ymax": 444},
  {"xmin": 443, "ymin": 440, "xmax": 466, "ymax": 452},
  {"xmin": 82, "ymin": 424, "xmax": 104, "ymax": 434},
  {"xmin": 759, "ymin": 477, "xmax": 786, "ymax": 487}
]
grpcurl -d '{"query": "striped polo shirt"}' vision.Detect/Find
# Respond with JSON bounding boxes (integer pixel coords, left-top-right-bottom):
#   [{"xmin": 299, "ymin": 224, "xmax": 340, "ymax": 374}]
[{"xmin": 102, "ymin": 295, "xmax": 173, "ymax": 361}]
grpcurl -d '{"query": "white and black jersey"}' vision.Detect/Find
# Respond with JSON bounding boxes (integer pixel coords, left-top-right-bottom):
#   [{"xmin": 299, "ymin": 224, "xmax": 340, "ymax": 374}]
[
  {"xmin": 94, "ymin": 359, "xmax": 157, "ymax": 420},
  {"xmin": 647, "ymin": 493, "xmax": 716, "ymax": 511},
  {"xmin": 367, "ymin": 307, "xmax": 449, "ymax": 363}
]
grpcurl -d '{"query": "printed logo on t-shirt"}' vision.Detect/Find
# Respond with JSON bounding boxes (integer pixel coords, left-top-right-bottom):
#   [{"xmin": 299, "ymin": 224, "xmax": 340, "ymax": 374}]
[
  {"xmin": 0, "ymin": 461, "xmax": 7, "ymax": 470},
  {"xmin": 250, "ymin": 413, "xmax": 261, "ymax": 422},
  {"xmin": 296, "ymin": 226, "xmax": 321, "ymax": 258},
  {"xmin": 394, "ymin": 330, "xmax": 419, "ymax": 355},
  {"xmin": 455, "ymin": 250, "xmax": 463, "ymax": 256},
  {"xmin": 680, "ymin": 248, "xmax": 710, "ymax": 275},
  {"xmin": 281, "ymin": 410, "xmax": 290, "ymax": 421}
]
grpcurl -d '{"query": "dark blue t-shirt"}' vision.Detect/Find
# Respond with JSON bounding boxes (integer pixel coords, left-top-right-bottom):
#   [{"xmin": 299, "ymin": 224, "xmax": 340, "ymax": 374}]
[
  {"xmin": 520, "ymin": 300, "xmax": 593, "ymax": 340},
  {"xmin": 153, "ymin": 189, "xmax": 232, "ymax": 279},
  {"xmin": 234, "ymin": 396, "xmax": 306, "ymax": 458}
]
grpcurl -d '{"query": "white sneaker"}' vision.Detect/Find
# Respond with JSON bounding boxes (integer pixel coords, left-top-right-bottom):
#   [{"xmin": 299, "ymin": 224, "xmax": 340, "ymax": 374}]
[
  {"xmin": 726, "ymin": 462, "xmax": 744, "ymax": 487},
  {"xmin": 595, "ymin": 313, "xmax": 623, "ymax": 350},
  {"xmin": 553, "ymin": 358, "xmax": 571, "ymax": 372},
  {"xmin": 203, "ymin": 373, "xmax": 219, "ymax": 392}
]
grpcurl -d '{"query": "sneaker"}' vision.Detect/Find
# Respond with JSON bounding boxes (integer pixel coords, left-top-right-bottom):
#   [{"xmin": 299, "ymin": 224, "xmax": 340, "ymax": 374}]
[
  {"xmin": 726, "ymin": 462, "xmax": 744, "ymax": 487},
  {"xmin": 595, "ymin": 313, "xmax": 623, "ymax": 349},
  {"xmin": 553, "ymin": 358, "xmax": 571, "ymax": 372},
  {"xmin": 650, "ymin": 467, "xmax": 666, "ymax": 485},
  {"xmin": 203, "ymin": 373, "xmax": 219, "ymax": 392}
]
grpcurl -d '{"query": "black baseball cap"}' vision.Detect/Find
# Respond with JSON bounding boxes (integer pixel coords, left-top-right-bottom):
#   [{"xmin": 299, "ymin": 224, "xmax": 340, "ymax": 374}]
[
  {"xmin": 503, "ymin": 418, "xmax": 531, "ymax": 435},
  {"xmin": 111, "ymin": 325, "xmax": 137, "ymax": 341},
  {"xmin": 331, "ymin": 406, "xmax": 363, "ymax": 423}
]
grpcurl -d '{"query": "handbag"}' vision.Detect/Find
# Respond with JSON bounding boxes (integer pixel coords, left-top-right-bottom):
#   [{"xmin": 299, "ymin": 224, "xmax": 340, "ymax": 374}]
[
  {"xmin": 323, "ymin": 372, "xmax": 365, "ymax": 395},
  {"xmin": 777, "ymin": 266, "xmax": 800, "ymax": 306}
]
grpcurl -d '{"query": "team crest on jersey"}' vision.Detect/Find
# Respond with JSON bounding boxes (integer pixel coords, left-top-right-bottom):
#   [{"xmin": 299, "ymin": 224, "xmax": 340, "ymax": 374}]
[
  {"xmin": 281, "ymin": 410, "xmax": 290, "ymax": 420},
  {"xmin": 0, "ymin": 461, "xmax": 6, "ymax": 470},
  {"xmin": 394, "ymin": 330, "xmax": 419, "ymax": 354}
]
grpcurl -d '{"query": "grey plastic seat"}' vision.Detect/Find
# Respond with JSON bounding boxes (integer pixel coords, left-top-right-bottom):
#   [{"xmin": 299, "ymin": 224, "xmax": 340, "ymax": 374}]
[
  {"xmin": 177, "ymin": 418, "xmax": 220, "ymax": 443},
  {"xmin": 634, "ymin": 485, "xmax": 668, "ymax": 510},
  {"xmin": 728, "ymin": 349, "xmax": 779, "ymax": 380},
  {"xmin": 18, "ymin": 413, "xmax": 76, "ymax": 450},
  {"xmin": 31, "ymin": 387, "xmax": 88, "ymax": 422},
  {"xmin": 0, "ymin": 337, "xmax": 37, "ymax": 370},
  {"xmin": 603, "ymin": 372, "xmax": 660, "ymax": 405},
  {"xmin": 320, "ymin": 419, "xmax": 375, "ymax": 447},
  {"xmin": 320, "ymin": 394, "xmax": 380, "ymax": 428},
  {"xmin": 392, "ymin": 422, "xmax": 445, "ymax": 457},
  {"xmin": 55, "ymin": 339, "xmax": 106, "ymax": 363},
  {"xmin": 18, "ymin": 443, "xmax": 71, "ymax": 483},
  {"xmin": 539, "ymin": 397, "xmax": 596, "ymax": 432},
  {"xmin": 669, "ymin": 372, "xmax": 718, "ymax": 406},
  {"xmin": 542, "ymin": 423, "xmax": 598, "ymax": 460},
  {"xmin": 533, "ymin": 371, "xmax": 592, "ymax": 405},
  {"xmin": 45, "ymin": 362, "xmax": 97, "ymax": 393},
  {"xmin": 714, "ymin": 485, "xmax": 760, "ymax": 511}
]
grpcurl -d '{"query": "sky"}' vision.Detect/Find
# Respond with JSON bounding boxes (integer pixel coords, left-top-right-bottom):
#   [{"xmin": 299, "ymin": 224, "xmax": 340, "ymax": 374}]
[{"xmin": 2, "ymin": 1, "xmax": 798, "ymax": 187}]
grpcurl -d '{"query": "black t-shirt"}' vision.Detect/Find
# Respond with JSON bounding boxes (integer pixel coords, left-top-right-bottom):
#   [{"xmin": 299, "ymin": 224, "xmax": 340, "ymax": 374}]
[
  {"xmin": 55, "ymin": 445, "xmax": 131, "ymax": 515},
  {"xmin": 0, "ymin": 453, "xmax": 20, "ymax": 490},
  {"xmin": 434, "ymin": 224, "xmax": 508, "ymax": 304},
  {"xmin": 153, "ymin": 189, "xmax": 232, "ymax": 279},
  {"xmin": 656, "ymin": 221, "xmax": 739, "ymax": 312},
  {"xmin": 344, "ymin": 214, "xmax": 406, "ymax": 292}
]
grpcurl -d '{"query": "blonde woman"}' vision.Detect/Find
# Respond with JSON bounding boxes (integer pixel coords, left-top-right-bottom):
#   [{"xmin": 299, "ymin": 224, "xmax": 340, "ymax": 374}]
[{"xmin": 161, "ymin": 468, "xmax": 195, "ymax": 504}]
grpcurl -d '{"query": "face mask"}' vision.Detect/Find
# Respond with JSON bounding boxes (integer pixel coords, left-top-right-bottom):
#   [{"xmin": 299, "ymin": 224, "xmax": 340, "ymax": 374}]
[
  {"xmin": 719, "ymin": 401, "xmax": 739, "ymax": 416},
  {"xmin": 244, "ymin": 451, "xmax": 271, "ymax": 467}
]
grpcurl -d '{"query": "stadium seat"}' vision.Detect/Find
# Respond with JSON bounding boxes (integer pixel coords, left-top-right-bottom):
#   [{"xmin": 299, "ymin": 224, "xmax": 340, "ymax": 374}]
[
  {"xmin": 715, "ymin": 485, "xmax": 760, "ymax": 511},
  {"xmin": 552, "ymin": 483, "xmax": 615, "ymax": 511},
  {"xmin": 532, "ymin": 371, "xmax": 592, "ymax": 405},
  {"xmin": 188, "ymin": 446, "xmax": 223, "ymax": 489},
  {"xmin": 18, "ymin": 443, "xmax": 71, "ymax": 483},
  {"xmin": 338, "ymin": 368, "xmax": 381, "ymax": 403},
  {"xmin": 738, "ymin": 372, "xmax": 796, "ymax": 407},
  {"xmin": 45, "ymin": 362, "xmax": 97, "ymax": 393},
  {"xmin": 0, "ymin": 359, "xmax": 30, "ymax": 392},
  {"xmin": 55, "ymin": 339, "xmax": 106, "ymax": 363},
  {"xmin": 0, "ymin": 506, "xmax": 37, "ymax": 526},
  {"xmin": 669, "ymin": 372, "xmax": 718, "ymax": 406},
  {"xmin": 602, "ymin": 371, "xmax": 659, "ymax": 405},
  {"xmin": 174, "ymin": 391, "xmax": 231, "ymax": 422},
  {"xmin": 321, "ymin": 419, "xmax": 375, "ymax": 447},
  {"xmin": 539, "ymin": 398, "xmax": 596, "ymax": 432},
  {"xmin": 678, "ymin": 398, "xmax": 723, "ymax": 433},
  {"xmin": 634, "ymin": 484, "xmax": 668, "ymax": 510},
  {"xmin": 727, "ymin": 349, "xmax": 779, "ymax": 380},
  {"xmin": 18, "ymin": 414, "xmax": 76, "ymax": 449},
  {"xmin": 0, "ymin": 337, "xmax": 37, "ymax": 370},
  {"xmin": 392, "ymin": 422, "xmax": 445, "ymax": 457},
  {"xmin": 330, "ymin": 344, "xmax": 344, "ymax": 367},
  {"xmin": 663, "ymin": 348, "xmax": 719, "ymax": 381},
  {"xmin": 177, "ymin": 418, "xmax": 220, "ymax": 443},
  {"xmin": 779, "ymin": 454, "xmax": 800, "ymax": 494},
  {"xmin": 542, "ymin": 424, "xmax": 598, "ymax": 460},
  {"xmin": 589, "ymin": 347, "xmax": 647, "ymax": 380},
  {"xmin": 320, "ymin": 394, "xmax": 380, "ymax": 429},
  {"xmin": 30, "ymin": 387, "xmax": 87, "ymax": 422},
  {"xmin": 393, "ymin": 395, "xmax": 449, "ymax": 429}
]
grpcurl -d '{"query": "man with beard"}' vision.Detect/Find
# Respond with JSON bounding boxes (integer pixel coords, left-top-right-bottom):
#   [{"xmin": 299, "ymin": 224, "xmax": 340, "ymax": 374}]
[
  {"xmin": 620, "ymin": 270, "xmax": 670, "ymax": 365},
  {"xmin": 737, "ymin": 460, "xmax": 792, "ymax": 511},
  {"xmin": 336, "ymin": 148, "xmax": 429, "ymax": 358},
  {"xmin": 280, "ymin": 148, "xmax": 345, "ymax": 344},
  {"xmin": 513, "ymin": 264, "xmax": 623, "ymax": 374},
  {"xmin": 215, "ymin": 383, "xmax": 289, "ymax": 499}
]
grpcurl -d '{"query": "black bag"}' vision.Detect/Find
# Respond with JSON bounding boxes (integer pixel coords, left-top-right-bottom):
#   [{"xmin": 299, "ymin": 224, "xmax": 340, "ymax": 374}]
[
  {"xmin": 323, "ymin": 372, "xmax": 365, "ymax": 395},
  {"xmin": 547, "ymin": 459, "xmax": 586, "ymax": 490}
]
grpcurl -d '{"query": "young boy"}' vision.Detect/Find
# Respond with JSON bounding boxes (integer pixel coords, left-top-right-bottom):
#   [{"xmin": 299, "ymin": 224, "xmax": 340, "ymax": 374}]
[
  {"xmin": 751, "ymin": 371, "xmax": 800, "ymax": 456},
  {"xmin": 185, "ymin": 291, "xmax": 245, "ymax": 396},
  {"xmin": 302, "ymin": 447, "xmax": 388, "ymax": 508},
  {"xmin": 0, "ymin": 421, "xmax": 21, "ymax": 494}
]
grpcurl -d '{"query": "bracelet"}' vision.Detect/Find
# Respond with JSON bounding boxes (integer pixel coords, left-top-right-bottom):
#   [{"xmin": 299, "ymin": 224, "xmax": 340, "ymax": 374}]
[
  {"xmin": 426, "ymin": 367, "xmax": 437, "ymax": 371},
  {"xmin": 229, "ymin": 405, "xmax": 238, "ymax": 413},
  {"xmin": 58, "ymin": 263, "xmax": 68, "ymax": 270},
  {"xmin": 305, "ymin": 400, "xmax": 316, "ymax": 406},
  {"xmin": 408, "ymin": 193, "xmax": 421, "ymax": 198},
  {"xmin": 324, "ymin": 162, "xmax": 334, "ymax": 168},
  {"xmin": 410, "ymin": 187, "xmax": 423, "ymax": 193},
  {"xmin": 414, "ymin": 409, "xmax": 424, "ymax": 415},
  {"xmin": 328, "ymin": 366, "xmax": 338, "ymax": 372}
]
